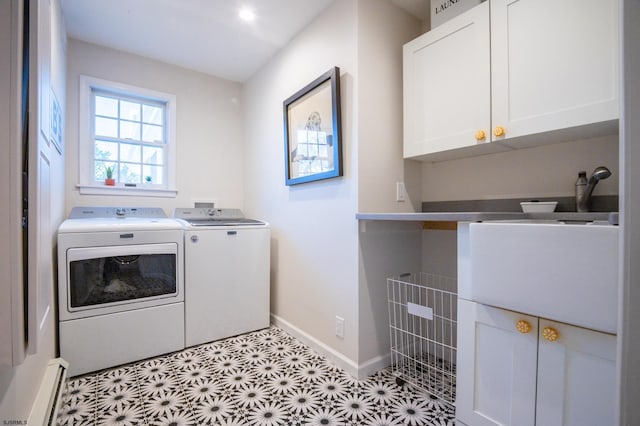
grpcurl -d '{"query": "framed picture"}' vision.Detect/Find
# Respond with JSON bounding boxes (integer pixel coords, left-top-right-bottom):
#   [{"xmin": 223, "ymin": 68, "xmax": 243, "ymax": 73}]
[
  {"xmin": 283, "ymin": 67, "xmax": 342, "ymax": 186},
  {"xmin": 51, "ymin": 89, "xmax": 63, "ymax": 154}
]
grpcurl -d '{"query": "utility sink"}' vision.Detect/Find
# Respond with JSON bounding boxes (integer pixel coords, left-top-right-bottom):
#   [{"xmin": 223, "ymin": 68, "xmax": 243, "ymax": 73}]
[{"xmin": 458, "ymin": 221, "xmax": 619, "ymax": 334}]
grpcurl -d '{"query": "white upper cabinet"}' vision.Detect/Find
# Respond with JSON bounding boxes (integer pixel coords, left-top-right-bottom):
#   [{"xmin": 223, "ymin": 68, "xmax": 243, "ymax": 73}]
[
  {"xmin": 491, "ymin": 0, "xmax": 619, "ymax": 145},
  {"xmin": 403, "ymin": 2, "xmax": 492, "ymax": 160},
  {"xmin": 403, "ymin": 0, "xmax": 619, "ymax": 161}
]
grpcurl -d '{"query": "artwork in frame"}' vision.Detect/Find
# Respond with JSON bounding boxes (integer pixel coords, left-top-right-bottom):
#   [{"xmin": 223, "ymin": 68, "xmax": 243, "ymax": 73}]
[
  {"xmin": 51, "ymin": 89, "xmax": 63, "ymax": 154},
  {"xmin": 283, "ymin": 67, "xmax": 342, "ymax": 186}
]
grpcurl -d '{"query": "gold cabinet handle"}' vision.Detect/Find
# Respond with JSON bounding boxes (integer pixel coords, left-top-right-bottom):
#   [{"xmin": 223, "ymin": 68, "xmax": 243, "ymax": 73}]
[
  {"xmin": 515, "ymin": 320, "xmax": 532, "ymax": 334},
  {"xmin": 494, "ymin": 126, "xmax": 505, "ymax": 137},
  {"xmin": 542, "ymin": 326, "xmax": 559, "ymax": 342},
  {"xmin": 475, "ymin": 130, "xmax": 486, "ymax": 141}
]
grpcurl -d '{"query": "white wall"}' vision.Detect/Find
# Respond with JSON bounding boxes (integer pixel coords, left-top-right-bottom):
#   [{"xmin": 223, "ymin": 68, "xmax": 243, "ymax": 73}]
[
  {"xmin": 358, "ymin": 220, "xmax": 422, "ymax": 373},
  {"xmin": 50, "ymin": 0, "xmax": 66, "ymax": 225},
  {"xmin": 356, "ymin": 0, "xmax": 424, "ymax": 374},
  {"xmin": 357, "ymin": 0, "xmax": 423, "ymax": 213},
  {"xmin": 65, "ymin": 39, "xmax": 244, "ymax": 215},
  {"xmin": 421, "ymin": 134, "xmax": 619, "ymax": 201},
  {"xmin": 243, "ymin": 0, "xmax": 360, "ymax": 371}
]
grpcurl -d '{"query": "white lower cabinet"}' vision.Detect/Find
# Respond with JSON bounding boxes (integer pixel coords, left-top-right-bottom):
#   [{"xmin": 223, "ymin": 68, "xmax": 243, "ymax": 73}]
[
  {"xmin": 456, "ymin": 299, "xmax": 538, "ymax": 426},
  {"xmin": 456, "ymin": 299, "xmax": 616, "ymax": 426},
  {"xmin": 535, "ymin": 318, "xmax": 617, "ymax": 426}
]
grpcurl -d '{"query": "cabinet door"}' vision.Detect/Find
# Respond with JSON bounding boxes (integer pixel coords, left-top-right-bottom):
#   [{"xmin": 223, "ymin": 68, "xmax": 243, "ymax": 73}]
[
  {"xmin": 456, "ymin": 300, "xmax": 538, "ymax": 426},
  {"xmin": 536, "ymin": 319, "xmax": 616, "ymax": 426},
  {"xmin": 491, "ymin": 0, "xmax": 619, "ymax": 142},
  {"xmin": 403, "ymin": 2, "xmax": 490, "ymax": 159}
]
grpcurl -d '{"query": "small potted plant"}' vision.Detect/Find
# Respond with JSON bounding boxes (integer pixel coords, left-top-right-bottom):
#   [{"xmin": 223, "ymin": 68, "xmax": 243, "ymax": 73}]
[{"xmin": 105, "ymin": 167, "xmax": 115, "ymax": 186}]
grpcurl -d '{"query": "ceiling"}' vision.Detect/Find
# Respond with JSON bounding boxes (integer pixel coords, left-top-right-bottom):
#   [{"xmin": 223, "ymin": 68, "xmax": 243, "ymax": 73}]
[{"xmin": 61, "ymin": 0, "xmax": 429, "ymax": 83}]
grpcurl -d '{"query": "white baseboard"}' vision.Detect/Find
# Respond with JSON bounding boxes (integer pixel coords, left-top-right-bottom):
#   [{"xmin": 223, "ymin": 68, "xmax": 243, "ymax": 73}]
[
  {"xmin": 270, "ymin": 314, "xmax": 390, "ymax": 380},
  {"xmin": 357, "ymin": 353, "xmax": 391, "ymax": 379}
]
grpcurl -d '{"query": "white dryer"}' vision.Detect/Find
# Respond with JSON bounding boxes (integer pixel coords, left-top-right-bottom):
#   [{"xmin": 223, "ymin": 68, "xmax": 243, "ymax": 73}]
[
  {"xmin": 58, "ymin": 207, "xmax": 185, "ymax": 376},
  {"xmin": 174, "ymin": 208, "xmax": 270, "ymax": 347}
]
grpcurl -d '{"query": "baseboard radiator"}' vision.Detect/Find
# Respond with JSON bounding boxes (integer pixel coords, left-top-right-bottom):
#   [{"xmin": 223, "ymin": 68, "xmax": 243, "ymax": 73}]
[{"xmin": 28, "ymin": 358, "xmax": 69, "ymax": 426}]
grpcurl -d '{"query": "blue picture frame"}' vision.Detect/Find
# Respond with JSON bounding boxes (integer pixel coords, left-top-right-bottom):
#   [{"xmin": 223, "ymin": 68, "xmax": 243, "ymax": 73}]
[{"xmin": 283, "ymin": 67, "xmax": 342, "ymax": 186}]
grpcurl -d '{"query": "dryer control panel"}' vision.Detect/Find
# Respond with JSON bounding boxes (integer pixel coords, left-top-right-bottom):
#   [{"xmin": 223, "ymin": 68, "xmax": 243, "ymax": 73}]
[{"xmin": 68, "ymin": 207, "xmax": 167, "ymax": 219}]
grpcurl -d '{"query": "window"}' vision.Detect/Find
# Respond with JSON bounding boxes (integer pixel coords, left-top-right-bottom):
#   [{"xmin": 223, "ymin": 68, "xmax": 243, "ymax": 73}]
[
  {"xmin": 293, "ymin": 127, "xmax": 332, "ymax": 176},
  {"xmin": 93, "ymin": 91, "xmax": 165, "ymax": 185},
  {"xmin": 78, "ymin": 76, "xmax": 177, "ymax": 197}
]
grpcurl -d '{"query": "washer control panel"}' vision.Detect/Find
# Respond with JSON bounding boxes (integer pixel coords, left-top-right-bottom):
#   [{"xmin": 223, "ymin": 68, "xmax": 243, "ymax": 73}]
[
  {"xmin": 173, "ymin": 208, "xmax": 266, "ymax": 227},
  {"xmin": 174, "ymin": 208, "xmax": 245, "ymax": 221}
]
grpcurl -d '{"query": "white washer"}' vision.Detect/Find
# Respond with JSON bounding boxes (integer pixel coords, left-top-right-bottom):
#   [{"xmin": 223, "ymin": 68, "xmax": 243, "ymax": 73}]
[
  {"xmin": 58, "ymin": 207, "xmax": 185, "ymax": 376},
  {"xmin": 174, "ymin": 208, "xmax": 270, "ymax": 347}
]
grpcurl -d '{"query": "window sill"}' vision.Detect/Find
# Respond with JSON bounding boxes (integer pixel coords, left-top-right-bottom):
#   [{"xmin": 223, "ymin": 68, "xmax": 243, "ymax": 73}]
[{"xmin": 76, "ymin": 184, "xmax": 178, "ymax": 198}]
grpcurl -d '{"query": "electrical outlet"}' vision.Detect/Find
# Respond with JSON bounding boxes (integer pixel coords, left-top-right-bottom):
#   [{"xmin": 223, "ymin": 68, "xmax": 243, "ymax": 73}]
[
  {"xmin": 335, "ymin": 316, "xmax": 344, "ymax": 338},
  {"xmin": 396, "ymin": 182, "xmax": 405, "ymax": 202}
]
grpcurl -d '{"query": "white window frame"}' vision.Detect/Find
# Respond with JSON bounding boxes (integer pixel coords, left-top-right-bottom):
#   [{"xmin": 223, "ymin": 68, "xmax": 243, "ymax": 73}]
[{"xmin": 77, "ymin": 75, "xmax": 177, "ymax": 197}]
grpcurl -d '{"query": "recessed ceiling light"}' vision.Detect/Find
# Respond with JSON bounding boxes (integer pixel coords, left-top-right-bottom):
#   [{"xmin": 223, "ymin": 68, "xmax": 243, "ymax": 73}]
[{"xmin": 239, "ymin": 7, "xmax": 256, "ymax": 22}]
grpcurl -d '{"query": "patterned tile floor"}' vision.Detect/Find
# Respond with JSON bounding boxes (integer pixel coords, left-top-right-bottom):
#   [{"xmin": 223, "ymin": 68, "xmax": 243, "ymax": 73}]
[{"xmin": 58, "ymin": 326, "xmax": 455, "ymax": 425}]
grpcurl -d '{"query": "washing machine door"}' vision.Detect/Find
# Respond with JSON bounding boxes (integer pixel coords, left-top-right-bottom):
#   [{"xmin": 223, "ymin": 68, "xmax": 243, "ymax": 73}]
[{"xmin": 63, "ymin": 243, "xmax": 179, "ymax": 318}]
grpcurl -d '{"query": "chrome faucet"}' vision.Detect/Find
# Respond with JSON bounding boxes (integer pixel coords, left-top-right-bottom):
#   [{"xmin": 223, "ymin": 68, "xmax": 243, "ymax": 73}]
[{"xmin": 577, "ymin": 166, "xmax": 611, "ymax": 212}]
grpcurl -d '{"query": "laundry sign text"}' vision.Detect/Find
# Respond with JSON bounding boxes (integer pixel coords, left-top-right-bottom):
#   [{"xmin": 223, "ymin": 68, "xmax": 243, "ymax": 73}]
[{"xmin": 430, "ymin": 0, "xmax": 482, "ymax": 28}]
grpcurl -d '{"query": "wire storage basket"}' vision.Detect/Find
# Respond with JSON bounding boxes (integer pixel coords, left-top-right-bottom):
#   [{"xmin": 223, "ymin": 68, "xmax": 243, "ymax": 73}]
[{"xmin": 387, "ymin": 272, "xmax": 457, "ymax": 406}]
